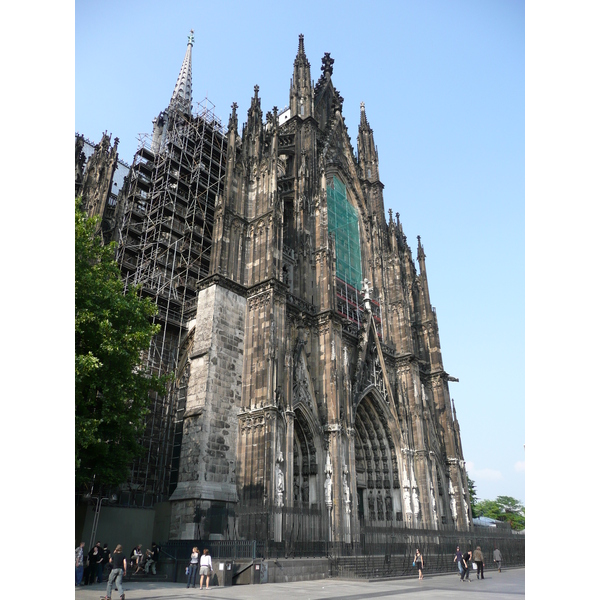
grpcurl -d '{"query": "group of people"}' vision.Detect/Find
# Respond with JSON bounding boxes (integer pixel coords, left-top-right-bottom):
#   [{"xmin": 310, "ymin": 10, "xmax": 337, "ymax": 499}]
[
  {"xmin": 412, "ymin": 544, "xmax": 504, "ymax": 582},
  {"xmin": 186, "ymin": 548, "xmax": 213, "ymax": 589},
  {"xmin": 129, "ymin": 543, "xmax": 160, "ymax": 575},
  {"xmin": 74, "ymin": 541, "xmax": 127, "ymax": 599},
  {"xmin": 454, "ymin": 545, "xmax": 503, "ymax": 581},
  {"xmin": 76, "ymin": 540, "xmax": 161, "ymax": 597},
  {"xmin": 75, "ymin": 541, "xmax": 112, "ymax": 586}
]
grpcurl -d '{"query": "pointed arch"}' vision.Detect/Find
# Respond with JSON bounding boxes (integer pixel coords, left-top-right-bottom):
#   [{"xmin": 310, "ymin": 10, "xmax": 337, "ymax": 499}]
[
  {"xmin": 291, "ymin": 345, "xmax": 324, "ymax": 509},
  {"xmin": 353, "ymin": 388, "xmax": 403, "ymax": 524}
]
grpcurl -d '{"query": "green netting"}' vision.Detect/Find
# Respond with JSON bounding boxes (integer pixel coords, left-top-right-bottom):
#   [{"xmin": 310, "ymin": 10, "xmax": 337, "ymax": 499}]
[{"xmin": 327, "ymin": 175, "xmax": 362, "ymax": 289}]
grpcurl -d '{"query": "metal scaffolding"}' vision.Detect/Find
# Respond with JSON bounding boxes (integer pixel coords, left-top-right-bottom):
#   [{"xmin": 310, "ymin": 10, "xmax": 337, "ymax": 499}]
[{"xmin": 115, "ymin": 97, "xmax": 227, "ymax": 505}]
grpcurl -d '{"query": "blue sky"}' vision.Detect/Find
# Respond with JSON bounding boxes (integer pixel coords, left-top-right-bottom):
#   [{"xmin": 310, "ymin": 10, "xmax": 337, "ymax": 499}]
[{"xmin": 75, "ymin": 0, "xmax": 525, "ymax": 504}]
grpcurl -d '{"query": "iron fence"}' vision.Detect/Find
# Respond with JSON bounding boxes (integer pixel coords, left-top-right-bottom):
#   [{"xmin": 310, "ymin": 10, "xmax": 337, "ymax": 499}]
[{"xmin": 159, "ymin": 508, "xmax": 524, "ymax": 580}]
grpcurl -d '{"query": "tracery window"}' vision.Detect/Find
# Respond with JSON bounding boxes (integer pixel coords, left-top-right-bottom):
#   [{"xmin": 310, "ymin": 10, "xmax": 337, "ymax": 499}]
[{"xmin": 327, "ymin": 175, "xmax": 362, "ymax": 289}]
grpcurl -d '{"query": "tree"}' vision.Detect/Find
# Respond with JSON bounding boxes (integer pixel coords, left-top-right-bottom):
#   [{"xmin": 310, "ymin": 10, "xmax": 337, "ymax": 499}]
[
  {"xmin": 75, "ymin": 199, "xmax": 167, "ymax": 489},
  {"xmin": 467, "ymin": 475, "xmax": 479, "ymax": 517},
  {"xmin": 495, "ymin": 495, "xmax": 525, "ymax": 530},
  {"xmin": 477, "ymin": 495, "xmax": 525, "ymax": 531}
]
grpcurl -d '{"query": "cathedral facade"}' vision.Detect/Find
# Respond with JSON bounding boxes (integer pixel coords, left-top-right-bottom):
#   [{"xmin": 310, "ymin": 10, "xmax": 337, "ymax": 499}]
[
  {"xmin": 167, "ymin": 35, "xmax": 472, "ymax": 543},
  {"xmin": 76, "ymin": 33, "xmax": 472, "ymax": 545}
]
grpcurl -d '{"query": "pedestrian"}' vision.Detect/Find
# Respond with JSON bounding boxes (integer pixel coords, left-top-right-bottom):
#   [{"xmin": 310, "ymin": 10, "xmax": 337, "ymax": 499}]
[
  {"xmin": 413, "ymin": 548, "xmax": 424, "ymax": 580},
  {"xmin": 472, "ymin": 545, "xmax": 485, "ymax": 579},
  {"xmin": 187, "ymin": 546, "xmax": 200, "ymax": 588},
  {"xmin": 460, "ymin": 549, "xmax": 472, "ymax": 582},
  {"xmin": 75, "ymin": 542, "xmax": 85, "ymax": 586},
  {"xmin": 453, "ymin": 546, "xmax": 464, "ymax": 578},
  {"xmin": 199, "ymin": 548, "xmax": 213, "ymax": 590},
  {"xmin": 101, "ymin": 543, "xmax": 127, "ymax": 600},
  {"xmin": 493, "ymin": 547, "xmax": 503, "ymax": 572}
]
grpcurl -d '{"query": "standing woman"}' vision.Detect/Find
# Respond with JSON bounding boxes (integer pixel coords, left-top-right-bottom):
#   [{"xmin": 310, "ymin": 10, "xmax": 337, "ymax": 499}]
[
  {"xmin": 414, "ymin": 548, "xmax": 425, "ymax": 580},
  {"xmin": 199, "ymin": 548, "xmax": 213, "ymax": 590},
  {"xmin": 102, "ymin": 544, "xmax": 127, "ymax": 600},
  {"xmin": 187, "ymin": 547, "xmax": 200, "ymax": 588}
]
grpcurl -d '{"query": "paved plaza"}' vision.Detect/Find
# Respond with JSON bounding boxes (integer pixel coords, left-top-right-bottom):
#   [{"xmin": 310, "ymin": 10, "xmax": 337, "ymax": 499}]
[{"xmin": 75, "ymin": 568, "xmax": 524, "ymax": 600}]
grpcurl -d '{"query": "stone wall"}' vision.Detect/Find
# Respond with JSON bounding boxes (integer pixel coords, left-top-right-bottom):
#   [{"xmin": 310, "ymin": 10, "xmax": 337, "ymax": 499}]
[{"xmin": 170, "ymin": 281, "xmax": 246, "ymax": 538}]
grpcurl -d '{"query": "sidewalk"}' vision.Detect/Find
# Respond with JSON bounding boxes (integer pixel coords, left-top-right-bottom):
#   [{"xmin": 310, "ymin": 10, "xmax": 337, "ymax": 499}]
[{"xmin": 76, "ymin": 567, "xmax": 524, "ymax": 600}]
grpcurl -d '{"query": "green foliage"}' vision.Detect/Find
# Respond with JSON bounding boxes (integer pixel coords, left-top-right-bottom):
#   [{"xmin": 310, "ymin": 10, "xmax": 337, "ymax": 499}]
[
  {"xmin": 75, "ymin": 199, "xmax": 167, "ymax": 489},
  {"xmin": 477, "ymin": 495, "xmax": 525, "ymax": 531},
  {"xmin": 467, "ymin": 475, "xmax": 479, "ymax": 517}
]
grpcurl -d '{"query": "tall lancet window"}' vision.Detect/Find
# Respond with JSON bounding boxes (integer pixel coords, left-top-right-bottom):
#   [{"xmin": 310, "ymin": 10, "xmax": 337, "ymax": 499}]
[{"xmin": 327, "ymin": 175, "xmax": 362, "ymax": 289}]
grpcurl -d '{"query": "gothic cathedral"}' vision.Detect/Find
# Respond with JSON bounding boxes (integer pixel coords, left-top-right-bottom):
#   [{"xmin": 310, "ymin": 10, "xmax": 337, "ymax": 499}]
[{"xmin": 168, "ymin": 35, "xmax": 471, "ymax": 543}]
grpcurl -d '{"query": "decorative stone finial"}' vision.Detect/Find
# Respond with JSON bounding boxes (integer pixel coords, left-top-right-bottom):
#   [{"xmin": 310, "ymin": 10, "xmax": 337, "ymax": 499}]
[{"xmin": 321, "ymin": 53, "xmax": 334, "ymax": 77}]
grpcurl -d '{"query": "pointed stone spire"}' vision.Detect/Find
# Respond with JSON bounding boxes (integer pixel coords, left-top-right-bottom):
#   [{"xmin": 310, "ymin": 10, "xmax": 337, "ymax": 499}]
[
  {"xmin": 295, "ymin": 33, "xmax": 308, "ymax": 65},
  {"xmin": 169, "ymin": 29, "xmax": 194, "ymax": 113},
  {"xmin": 417, "ymin": 235, "xmax": 432, "ymax": 311},
  {"xmin": 228, "ymin": 102, "xmax": 238, "ymax": 134},
  {"xmin": 290, "ymin": 34, "xmax": 313, "ymax": 119},
  {"xmin": 357, "ymin": 102, "xmax": 379, "ymax": 182},
  {"xmin": 417, "ymin": 235, "xmax": 425, "ymax": 263},
  {"xmin": 248, "ymin": 84, "xmax": 263, "ymax": 129}
]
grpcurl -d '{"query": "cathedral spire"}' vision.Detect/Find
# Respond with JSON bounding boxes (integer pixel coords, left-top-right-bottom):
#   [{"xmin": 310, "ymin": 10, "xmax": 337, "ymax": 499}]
[
  {"xmin": 417, "ymin": 235, "xmax": 433, "ymax": 314},
  {"xmin": 357, "ymin": 102, "xmax": 380, "ymax": 182},
  {"xmin": 169, "ymin": 29, "xmax": 194, "ymax": 113},
  {"xmin": 290, "ymin": 34, "xmax": 313, "ymax": 119},
  {"xmin": 296, "ymin": 33, "xmax": 307, "ymax": 62}
]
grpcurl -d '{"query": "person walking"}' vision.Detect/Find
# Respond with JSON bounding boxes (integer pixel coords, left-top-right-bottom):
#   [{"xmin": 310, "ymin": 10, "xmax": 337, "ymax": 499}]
[
  {"xmin": 460, "ymin": 549, "xmax": 472, "ymax": 582},
  {"xmin": 101, "ymin": 544, "xmax": 127, "ymax": 600},
  {"xmin": 187, "ymin": 546, "xmax": 200, "ymax": 588},
  {"xmin": 414, "ymin": 548, "xmax": 424, "ymax": 580},
  {"xmin": 75, "ymin": 542, "xmax": 85, "ymax": 586},
  {"xmin": 493, "ymin": 547, "xmax": 503, "ymax": 572},
  {"xmin": 454, "ymin": 546, "xmax": 464, "ymax": 578},
  {"xmin": 473, "ymin": 546, "xmax": 485, "ymax": 579},
  {"xmin": 199, "ymin": 548, "xmax": 213, "ymax": 590}
]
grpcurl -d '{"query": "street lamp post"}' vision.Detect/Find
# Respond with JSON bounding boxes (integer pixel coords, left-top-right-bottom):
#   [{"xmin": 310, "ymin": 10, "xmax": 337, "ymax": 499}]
[{"xmin": 85, "ymin": 493, "xmax": 117, "ymax": 549}]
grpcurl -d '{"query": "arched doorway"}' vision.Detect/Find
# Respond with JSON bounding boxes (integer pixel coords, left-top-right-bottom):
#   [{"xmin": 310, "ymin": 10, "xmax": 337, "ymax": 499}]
[
  {"xmin": 292, "ymin": 408, "xmax": 318, "ymax": 508},
  {"xmin": 354, "ymin": 391, "xmax": 402, "ymax": 528}
]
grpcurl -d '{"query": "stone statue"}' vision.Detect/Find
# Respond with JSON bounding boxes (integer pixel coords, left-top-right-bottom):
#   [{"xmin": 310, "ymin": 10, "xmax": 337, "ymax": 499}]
[
  {"xmin": 324, "ymin": 452, "xmax": 333, "ymax": 507},
  {"xmin": 368, "ymin": 494, "xmax": 375, "ymax": 521},
  {"xmin": 275, "ymin": 467, "xmax": 284, "ymax": 506},
  {"xmin": 342, "ymin": 465, "xmax": 351, "ymax": 512},
  {"xmin": 376, "ymin": 493, "xmax": 384, "ymax": 521},
  {"xmin": 449, "ymin": 481, "xmax": 457, "ymax": 521},
  {"xmin": 429, "ymin": 480, "xmax": 438, "ymax": 525},
  {"xmin": 412, "ymin": 487, "xmax": 420, "ymax": 517},
  {"xmin": 275, "ymin": 451, "xmax": 285, "ymax": 507},
  {"xmin": 385, "ymin": 494, "xmax": 393, "ymax": 520},
  {"xmin": 324, "ymin": 472, "xmax": 332, "ymax": 506}
]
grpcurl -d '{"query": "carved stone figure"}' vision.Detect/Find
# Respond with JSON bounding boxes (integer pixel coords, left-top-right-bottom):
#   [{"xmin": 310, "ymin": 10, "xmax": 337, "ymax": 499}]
[
  {"xmin": 412, "ymin": 487, "xmax": 420, "ymax": 518},
  {"xmin": 324, "ymin": 472, "xmax": 332, "ymax": 506},
  {"xmin": 275, "ymin": 452, "xmax": 285, "ymax": 507},
  {"xmin": 449, "ymin": 481, "xmax": 458, "ymax": 521}
]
